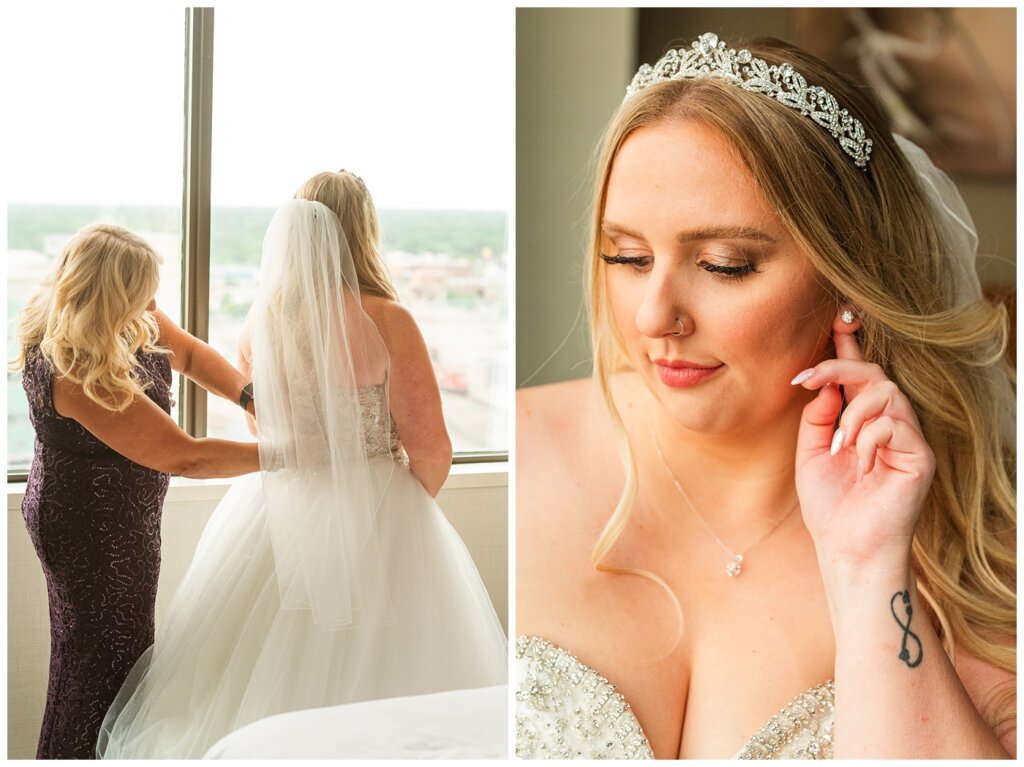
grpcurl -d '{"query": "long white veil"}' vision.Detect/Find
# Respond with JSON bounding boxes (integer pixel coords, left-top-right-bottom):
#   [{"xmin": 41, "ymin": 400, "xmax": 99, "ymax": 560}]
[
  {"xmin": 252, "ymin": 198, "xmax": 393, "ymax": 628},
  {"xmin": 893, "ymin": 134, "xmax": 1015, "ymax": 447}
]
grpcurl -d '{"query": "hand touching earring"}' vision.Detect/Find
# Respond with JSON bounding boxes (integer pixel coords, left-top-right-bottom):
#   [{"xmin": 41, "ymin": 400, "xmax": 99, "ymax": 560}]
[{"xmin": 789, "ymin": 305, "xmax": 936, "ymax": 579}]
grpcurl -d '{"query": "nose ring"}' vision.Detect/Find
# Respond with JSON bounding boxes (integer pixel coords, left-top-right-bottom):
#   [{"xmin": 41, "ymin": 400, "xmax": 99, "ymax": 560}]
[{"xmin": 671, "ymin": 318, "xmax": 685, "ymax": 337}]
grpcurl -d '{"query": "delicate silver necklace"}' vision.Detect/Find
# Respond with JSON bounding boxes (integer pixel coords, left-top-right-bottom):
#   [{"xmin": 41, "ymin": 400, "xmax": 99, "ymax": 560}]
[{"xmin": 651, "ymin": 428, "xmax": 799, "ymax": 578}]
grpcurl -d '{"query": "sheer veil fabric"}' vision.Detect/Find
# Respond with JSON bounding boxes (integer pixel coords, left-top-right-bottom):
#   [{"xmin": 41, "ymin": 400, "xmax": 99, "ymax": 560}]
[
  {"xmin": 894, "ymin": 134, "xmax": 1015, "ymax": 445},
  {"xmin": 97, "ymin": 200, "xmax": 506, "ymax": 758},
  {"xmin": 254, "ymin": 200, "xmax": 392, "ymax": 628}
]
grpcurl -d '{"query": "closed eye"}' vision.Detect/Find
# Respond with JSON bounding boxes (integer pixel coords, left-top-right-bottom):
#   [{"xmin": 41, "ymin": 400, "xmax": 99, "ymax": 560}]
[
  {"xmin": 600, "ymin": 253, "xmax": 652, "ymax": 272},
  {"xmin": 698, "ymin": 260, "xmax": 758, "ymax": 281}
]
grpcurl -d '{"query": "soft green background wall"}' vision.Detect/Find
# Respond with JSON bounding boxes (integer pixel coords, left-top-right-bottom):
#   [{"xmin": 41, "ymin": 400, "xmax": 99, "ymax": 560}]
[{"xmin": 515, "ymin": 8, "xmax": 636, "ymax": 388}]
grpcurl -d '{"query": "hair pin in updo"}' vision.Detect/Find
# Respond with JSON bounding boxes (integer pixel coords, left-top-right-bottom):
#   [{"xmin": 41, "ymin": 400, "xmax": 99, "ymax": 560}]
[{"xmin": 625, "ymin": 32, "xmax": 873, "ymax": 170}]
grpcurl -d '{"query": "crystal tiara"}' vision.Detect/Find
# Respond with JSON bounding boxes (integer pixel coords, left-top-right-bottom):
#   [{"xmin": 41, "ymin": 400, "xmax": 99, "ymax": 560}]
[
  {"xmin": 339, "ymin": 168, "xmax": 370, "ymax": 194},
  {"xmin": 625, "ymin": 33, "xmax": 873, "ymax": 169}
]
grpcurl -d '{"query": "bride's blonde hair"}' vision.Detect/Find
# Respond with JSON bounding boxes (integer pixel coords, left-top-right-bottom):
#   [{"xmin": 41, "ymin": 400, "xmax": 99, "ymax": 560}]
[
  {"xmin": 294, "ymin": 170, "xmax": 399, "ymax": 301},
  {"xmin": 13, "ymin": 224, "xmax": 165, "ymax": 412},
  {"xmin": 587, "ymin": 38, "xmax": 1015, "ymax": 725}
]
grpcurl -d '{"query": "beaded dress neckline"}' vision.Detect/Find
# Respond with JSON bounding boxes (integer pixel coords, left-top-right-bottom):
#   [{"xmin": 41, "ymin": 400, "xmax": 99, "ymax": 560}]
[{"xmin": 515, "ymin": 635, "xmax": 835, "ymax": 760}]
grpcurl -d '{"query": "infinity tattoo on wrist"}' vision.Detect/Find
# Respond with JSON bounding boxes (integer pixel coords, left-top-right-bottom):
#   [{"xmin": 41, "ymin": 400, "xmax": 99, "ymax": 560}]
[{"xmin": 890, "ymin": 590, "xmax": 923, "ymax": 668}]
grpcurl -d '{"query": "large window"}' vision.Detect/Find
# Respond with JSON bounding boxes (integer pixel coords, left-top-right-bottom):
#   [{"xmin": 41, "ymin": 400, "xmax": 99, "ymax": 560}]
[
  {"xmin": 205, "ymin": 7, "xmax": 509, "ymax": 453},
  {"xmin": 6, "ymin": 7, "xmax": 185, "ymax": 474},
  {"xmin": 6, "ymin": 7, "xmax": 509, "ymax": 476}
]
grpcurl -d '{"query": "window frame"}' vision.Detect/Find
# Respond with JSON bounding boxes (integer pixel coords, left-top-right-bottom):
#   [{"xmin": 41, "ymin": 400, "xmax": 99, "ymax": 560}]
[{"xmin": 179, "ymin": 7, "xmax": 214, "ymax": 439}]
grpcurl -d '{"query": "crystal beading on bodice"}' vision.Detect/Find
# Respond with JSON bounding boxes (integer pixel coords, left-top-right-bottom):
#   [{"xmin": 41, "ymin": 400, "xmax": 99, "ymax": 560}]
[
  {"xmin": 357, "ymin": 384, "xmax": 403, "ymax": 459},
  {"xmin": 515, "ymin": 635, "xmax": 836, "ymax": 760},
  {"xmin": 515, "ymin": 636, "xmax": 654, "ymax": 759},
  {"xmin": 735, "ymin": 679, "xmax": 835, "ymax": 759}
]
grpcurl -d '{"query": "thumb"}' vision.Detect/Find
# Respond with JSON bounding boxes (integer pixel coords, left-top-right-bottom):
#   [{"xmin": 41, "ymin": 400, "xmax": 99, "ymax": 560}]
[{"xmin": 796, "ymin": 384, "xmax": 844, "ymax": 464}]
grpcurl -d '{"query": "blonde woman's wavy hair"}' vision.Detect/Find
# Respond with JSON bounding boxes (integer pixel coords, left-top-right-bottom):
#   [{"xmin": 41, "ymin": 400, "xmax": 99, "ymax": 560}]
[
  {"xmin": 13, "ymin": 224, "xmax": 165, "ymax": 412},
  {"xmin": 294, "ymin": 170, "xmax": 399, "ymax": 301},
  {"xmin": 587, "ymin": 38, "xmax": 1015, "ymax": 726}
]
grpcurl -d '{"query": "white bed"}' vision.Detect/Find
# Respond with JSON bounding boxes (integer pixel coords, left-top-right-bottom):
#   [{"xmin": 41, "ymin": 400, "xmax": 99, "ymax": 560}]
[{"xmin": 202, "ymin": 685, "xmax": 508, "ymax": 760}]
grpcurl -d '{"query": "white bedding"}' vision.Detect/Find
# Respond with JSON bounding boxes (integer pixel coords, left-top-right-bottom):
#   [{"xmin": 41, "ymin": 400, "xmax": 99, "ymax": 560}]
[{"xmin": 202, "ymin": 684, "xmax": 508, "ymax": 760}]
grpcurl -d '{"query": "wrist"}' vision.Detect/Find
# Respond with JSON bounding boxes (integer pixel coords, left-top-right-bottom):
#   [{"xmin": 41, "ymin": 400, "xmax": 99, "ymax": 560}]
[
  {"xmin": 818, "ymin": 552, "xmax": 915, "ymax": 632},
  {"xmin": 238, "ymin": 381, "xmax": 254, "ymax": 411},
  {"xmin": 817, "ymin": 545, "xmax": 910, "ymax": 597},
  {"xmin": 815, "ymin": 535, "xmax": 913, "ymax": 585},
  {"xmin": 819, "ymin": 550, "xmax": 912, "ymax": 585}
]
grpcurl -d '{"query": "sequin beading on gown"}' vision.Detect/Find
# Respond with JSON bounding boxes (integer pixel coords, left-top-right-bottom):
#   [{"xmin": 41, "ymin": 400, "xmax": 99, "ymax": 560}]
[
  {"xmin": 21, "ymin": 347, "xmax": 172, "ymax": 759},
  {"xmin": 357, "ymin": 384, "xmax": 403, "ymax": 458},
  {"xmin": 515, "ymin": 635, "xmax": 835, "ymax": 760}
]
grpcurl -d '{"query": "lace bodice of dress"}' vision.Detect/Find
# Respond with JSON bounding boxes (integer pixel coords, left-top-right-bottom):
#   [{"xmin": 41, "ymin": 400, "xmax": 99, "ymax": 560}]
[
  {"xmin": 358, "ymin": 383, "xmax": 403, "ymax": 459},
  {"xmin": 515, "ymin": 636, "xmax": 835, "ymax": 760}
]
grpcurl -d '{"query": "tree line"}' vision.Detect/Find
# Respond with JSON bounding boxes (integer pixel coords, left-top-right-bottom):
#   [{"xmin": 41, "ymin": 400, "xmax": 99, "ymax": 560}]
[{"xmin": 7, "ymin": 205, "xmax": 506, "ymax": 264}]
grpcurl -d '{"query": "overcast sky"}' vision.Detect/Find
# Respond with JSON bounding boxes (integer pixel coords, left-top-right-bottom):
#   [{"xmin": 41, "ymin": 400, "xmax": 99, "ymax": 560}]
[{"xmin": 3, "ymin": 5, "xmax": 512, "ymax": 210}]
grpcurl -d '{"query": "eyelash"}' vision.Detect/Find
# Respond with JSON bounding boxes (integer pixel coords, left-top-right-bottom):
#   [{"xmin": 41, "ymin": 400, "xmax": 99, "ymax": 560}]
[
  {"xmin": 599, "ymin": 254, "xmax": 759, "ymax": 281},
  {"xmin": 698, "ymin": 260, "xmax": 758, "ymax": 282}
]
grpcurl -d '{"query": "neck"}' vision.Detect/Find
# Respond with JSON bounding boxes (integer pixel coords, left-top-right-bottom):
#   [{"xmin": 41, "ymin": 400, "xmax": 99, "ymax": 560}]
[{"xmin": 645, "ymin": 394, "xmax": 806, "ymax": 522}]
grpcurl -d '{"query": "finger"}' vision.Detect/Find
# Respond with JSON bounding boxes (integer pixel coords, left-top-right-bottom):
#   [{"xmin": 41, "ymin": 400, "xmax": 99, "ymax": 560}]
[
  {"xmin": 856, "ymin": 416, "xmax": 893, "ymax": 477},
  {"xmin": 855, "ymin": 415, "xmax": 930, "ymax": 478},
  {"xmin": 835, "ymin": 380, "xmax": 921, "ymax": 449},
  {"xmin": 796, "ymin": 382, "xmax": 844, "ymax": 463},
  {"xmin": 831, "ymin": 309, "xmax": 866, "ymax": 397},
  {"xmin": 833, "ymin": 326, "xmax": 864, "ymax": 362},
  {"xmin": 790, "ymin": 358, "xmax": 887, "ymax": 391}
]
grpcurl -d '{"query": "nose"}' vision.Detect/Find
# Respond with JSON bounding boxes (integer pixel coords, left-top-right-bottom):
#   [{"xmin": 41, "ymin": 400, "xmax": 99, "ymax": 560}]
[{"xmin": 635, "ymin": 262, "xmax": 691, "ymax": 339}]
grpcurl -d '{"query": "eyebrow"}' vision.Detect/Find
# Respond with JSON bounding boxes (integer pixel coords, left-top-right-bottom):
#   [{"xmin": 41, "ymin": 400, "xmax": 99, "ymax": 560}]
[{"xmin": 601, "ymin": 221, "xmax": 778, "ymax": 244}]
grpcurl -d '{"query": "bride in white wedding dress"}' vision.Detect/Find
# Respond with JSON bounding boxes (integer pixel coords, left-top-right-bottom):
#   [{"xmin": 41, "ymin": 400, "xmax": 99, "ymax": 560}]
[
  {"xmin": 516, "ymin": 30, "xmax": 1015, "ymax": 760},
  {"xmin": 98, "ymin": 188, "xmax": 506, "ymax": 758}
]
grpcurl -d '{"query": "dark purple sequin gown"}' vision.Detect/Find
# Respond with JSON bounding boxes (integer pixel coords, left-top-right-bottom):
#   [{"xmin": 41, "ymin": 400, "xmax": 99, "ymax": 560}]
[{"xmin": 20, "ymin": 348, "xmax": 172, "ymax": 759}]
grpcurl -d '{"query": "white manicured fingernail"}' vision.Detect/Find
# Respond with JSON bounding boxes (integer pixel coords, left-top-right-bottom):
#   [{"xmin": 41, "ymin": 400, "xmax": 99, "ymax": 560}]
[
  {"xmin": 830, "ymin": 428, "xmax": 845, "ymax": 456},
  {"xmin": 791, "ymin": 368, "xmax": 816, "ymax": 385}
]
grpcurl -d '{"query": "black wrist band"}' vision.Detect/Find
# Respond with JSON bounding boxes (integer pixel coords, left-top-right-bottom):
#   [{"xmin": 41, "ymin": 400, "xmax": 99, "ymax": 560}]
[{"xmin": 239, "ymin": 382, "xmax": 254, "ymax": 411}]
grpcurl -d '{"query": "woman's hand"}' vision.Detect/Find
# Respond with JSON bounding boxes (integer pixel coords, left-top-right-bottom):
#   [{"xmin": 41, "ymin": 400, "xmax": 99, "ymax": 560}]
[{"xmin": 792, "ymin": 307, "xmax": 935, "ymax": 578}]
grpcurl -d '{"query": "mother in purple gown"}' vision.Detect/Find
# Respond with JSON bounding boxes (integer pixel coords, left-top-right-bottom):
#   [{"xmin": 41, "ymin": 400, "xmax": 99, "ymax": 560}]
[{"xmin": 12, "ymin": 224, "xmax": 262, "ymax": 759}]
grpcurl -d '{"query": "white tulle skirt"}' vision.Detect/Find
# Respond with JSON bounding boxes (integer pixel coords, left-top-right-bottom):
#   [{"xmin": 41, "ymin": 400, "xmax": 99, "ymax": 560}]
[{"xmin": 97, "ymin": 459, "xmax": 507, "ymax": 758}]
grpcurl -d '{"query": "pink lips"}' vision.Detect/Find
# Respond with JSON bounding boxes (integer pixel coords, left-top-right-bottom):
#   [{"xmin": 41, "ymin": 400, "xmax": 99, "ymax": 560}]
[{"xmin": 652, "ymin": 358, "xmax": 723, "ymax": 388}]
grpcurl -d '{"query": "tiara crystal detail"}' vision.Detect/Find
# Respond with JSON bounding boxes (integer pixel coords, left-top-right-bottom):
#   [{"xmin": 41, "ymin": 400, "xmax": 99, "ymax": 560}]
[
  {"xmin": 626, "ymin": 33, "xmax": 873, "ymax": 169},
  {"xmin": 339, "ymin": 168, "xmax": 368, "ymax": 191}
]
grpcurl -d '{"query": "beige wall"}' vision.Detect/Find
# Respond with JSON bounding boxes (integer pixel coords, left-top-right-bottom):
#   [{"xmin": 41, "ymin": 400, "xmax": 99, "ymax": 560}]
[{"xmin": 7, "ymin": 470, "xmax": 508, "ymax": 759}]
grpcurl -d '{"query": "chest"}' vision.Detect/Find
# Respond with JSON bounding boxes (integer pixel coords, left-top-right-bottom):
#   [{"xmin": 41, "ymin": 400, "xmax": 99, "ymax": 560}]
[{"xmin": 518, "ymin": 506, "xmax": 835, "ymax": 758}]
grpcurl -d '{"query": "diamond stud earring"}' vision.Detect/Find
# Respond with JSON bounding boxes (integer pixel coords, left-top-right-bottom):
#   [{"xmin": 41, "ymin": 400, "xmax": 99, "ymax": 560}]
[{"xmin": 841, "ymin": 309, "xmax": 856, "ymax": 325}]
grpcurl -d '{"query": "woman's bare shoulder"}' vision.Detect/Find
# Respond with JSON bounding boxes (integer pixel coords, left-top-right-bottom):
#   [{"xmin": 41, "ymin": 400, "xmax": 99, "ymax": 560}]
[
  {"xmin": 518, "ymin": 377, "xmax": 617, "ymax": 468},
  {"xmin": 358, "ymin": 297, "xmax": 428, "ymax": 362},
  {"xmin": 516, "ymin": 377, "xmax": 623, "ymax": 526},
  {"xmin": 516, "ymin": 378, "xmax": 631, "ymax": 636},
  {"xmin": 360, "ymin": 295, "xmax": 412, "ymax": 333},
  {"xmin": 518, "ymin": 377, "xmax": 598, "ymax": 433}
]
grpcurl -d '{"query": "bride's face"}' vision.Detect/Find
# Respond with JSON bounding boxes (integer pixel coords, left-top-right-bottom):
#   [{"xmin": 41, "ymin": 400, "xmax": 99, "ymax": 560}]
[{"xmin": 601, "ymin": 119, "xmax": 835, "ymax": 435}]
